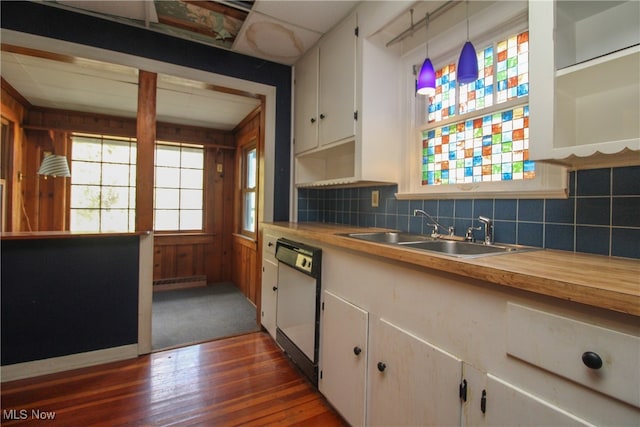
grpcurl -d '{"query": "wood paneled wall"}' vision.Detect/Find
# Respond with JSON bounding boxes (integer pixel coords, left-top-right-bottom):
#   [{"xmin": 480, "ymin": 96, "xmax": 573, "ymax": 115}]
[
  {"xmin": 154, "ymin": 234, "xmax": 217, "ymax": 282},
  {"xmin": 232, "ymin": 234, "xmax": 258, "ymax": 304},
  {"xmin": 1, "ymin": 82, "xmax": 28, "ymax": 231},
  {"xmin": 231, "ymin": 105, "xmax": 264, "ymax": 305},
  {"xmin": 1, "ymin": 77, "xmax": 245, "ymax": 287}
]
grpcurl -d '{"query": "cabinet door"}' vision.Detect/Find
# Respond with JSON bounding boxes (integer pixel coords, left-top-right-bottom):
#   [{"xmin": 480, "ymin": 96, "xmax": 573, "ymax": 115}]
[
  {"xmin": 477, "ymin": 374, "xmax": 593, "ymax": 426},
  {"xmin": 320, "ymin": 290, "xmax": 368, "ymax": 427},
  {"xmin": 318, "ymin": 13, "xmax": 356, "ymax": 147},
  {"xmin": 368, "ymin": 318, "xmax": 463, "ymax": 426},
  {"xmin": 294, "ymin": 48, "xmax": 319, "ymax": 154},
  {"xmin": 260, "ymin": 258, "xmax": 278, "ymax": 339}
]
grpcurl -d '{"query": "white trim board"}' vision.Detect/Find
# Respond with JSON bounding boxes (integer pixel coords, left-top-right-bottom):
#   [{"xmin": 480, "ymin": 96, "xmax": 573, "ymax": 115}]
[{"xmin": 1, "ymin": 344, "xmax": 138, "ymax": 382}]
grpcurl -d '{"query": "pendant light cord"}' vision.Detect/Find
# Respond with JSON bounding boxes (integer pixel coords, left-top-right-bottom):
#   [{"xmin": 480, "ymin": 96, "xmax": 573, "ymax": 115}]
[
  {"xmin": 425, "ymin": 12, "xmax": 430, "ymax": 58},
  {"xmin": 466, "ymin": 0, "xmax": 470, "ymax": 41}
]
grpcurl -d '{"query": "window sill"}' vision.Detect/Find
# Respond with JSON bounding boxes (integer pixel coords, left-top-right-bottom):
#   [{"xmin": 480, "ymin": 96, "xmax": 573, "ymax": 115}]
[
  {"xmin": 397, "ymin": 163, "xmax": 569, "ymax": 200},
  {"xmin": 396, "ymin": 188, "xmax": 567, "ymax": 200}
]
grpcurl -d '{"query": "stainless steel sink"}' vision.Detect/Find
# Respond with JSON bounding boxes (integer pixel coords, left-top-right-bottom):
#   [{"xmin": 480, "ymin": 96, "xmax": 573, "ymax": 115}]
[
  {"xmin": 399, "ymin": 240, "xmax": 536, "ymax": 258},
  {"xmin": 341, "ymin": 232, "xmax": 435, "ymax": 244},
  {"xmin": 342, "ymin": 232, "xmax": 539, "ymax": 258}
]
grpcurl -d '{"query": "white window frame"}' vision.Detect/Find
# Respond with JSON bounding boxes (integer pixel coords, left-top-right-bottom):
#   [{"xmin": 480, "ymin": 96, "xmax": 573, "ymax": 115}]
[
  {"xmin": 396, "ymin": 2, "xmax": 567, "ymax": 200},
  {"xmin": 153, "ymin": 141, "xmax": 205, "ymax": 232}
]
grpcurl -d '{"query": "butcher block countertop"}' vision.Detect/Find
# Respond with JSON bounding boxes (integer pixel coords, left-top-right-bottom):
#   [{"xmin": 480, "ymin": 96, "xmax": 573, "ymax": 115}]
[{"xmin": 263, "ymin": 222, "xmax": 640, "ymax": 317}]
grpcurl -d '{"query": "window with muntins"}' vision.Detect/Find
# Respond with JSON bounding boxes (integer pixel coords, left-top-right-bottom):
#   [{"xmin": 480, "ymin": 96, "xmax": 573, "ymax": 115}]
[
  {"xmin": 70, "ymin": 134, "xmax": 137, "ymax": 232},
  {"xmin": 154, "ymin": 142, "xmax": 204, "ymax": 231},
  {"xmin": 241, "ymin": 145, "xmax": 257, "ymax": 236},
  {"xmin": 421, "ymin": 30, "xmax": 532, "ymax": 186},
  {"xmin": 70, "ymin": 135, "xmax": 205, "ymax": 232}
]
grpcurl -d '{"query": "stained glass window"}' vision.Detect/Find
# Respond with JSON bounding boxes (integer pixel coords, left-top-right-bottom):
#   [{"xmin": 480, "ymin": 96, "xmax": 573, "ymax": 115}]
[
  {"xmin": 496, "ymin": 31, "xmax": 529, "ymax": 103},
  {"xmin": 421, "ymin": 30, "xmax": 532, "ymax": 186},
  {"xmin": 458, "ymin": 45, "xmax": 494, "ymax": 115},
  {"xmin": 421, "ymin": 106, "xmax": 534, "ymax": 185},
  {"xmin": 428, "ymin": 63, "xmax": 457, "ymax": 123}
]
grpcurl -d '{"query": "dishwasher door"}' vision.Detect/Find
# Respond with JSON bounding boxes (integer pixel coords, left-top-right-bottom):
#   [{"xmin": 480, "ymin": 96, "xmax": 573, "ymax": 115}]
[{"xmin": 276, "ymin": 262, "xmax": 318, "ymax": 362}]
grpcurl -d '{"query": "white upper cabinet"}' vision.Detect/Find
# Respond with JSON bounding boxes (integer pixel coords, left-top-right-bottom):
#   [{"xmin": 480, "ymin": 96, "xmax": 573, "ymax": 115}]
[
  {"xmin": 293, "ymin": 48, "xmax": 319, "ymax": 155},
  {"xmin": 293, "ymin": 3, "xmax": 402, "ymax": 187},
  {"xmin": 294, "ymin": 13, "xmax": 356, "ymax": 156},
  {"xmin": 318, "ymin": 13, "xmax": 357, "ymax": 147},
  {"xmin": 529, "ymin": 0, "xmax": 640, "ymax": 168}
]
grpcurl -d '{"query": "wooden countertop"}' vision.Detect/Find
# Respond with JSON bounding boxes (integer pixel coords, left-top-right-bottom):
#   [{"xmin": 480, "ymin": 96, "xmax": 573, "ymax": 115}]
[
  {"xmin": 1, "ymin": 231, "xmax": 151, "ymax": 240},
  {"xmin": 263, "ymin": 222, "xmax": 640, "ymax": 317}
]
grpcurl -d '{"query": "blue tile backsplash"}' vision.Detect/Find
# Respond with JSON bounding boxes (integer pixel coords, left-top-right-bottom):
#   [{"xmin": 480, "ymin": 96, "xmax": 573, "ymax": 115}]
[{"xmin": 298, "ymin": 166, "xmax": 640, "ymax": 259}]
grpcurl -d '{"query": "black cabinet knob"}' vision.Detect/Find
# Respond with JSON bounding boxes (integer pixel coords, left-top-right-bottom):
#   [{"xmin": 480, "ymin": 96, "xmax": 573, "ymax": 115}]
[
  {"xmin": 353, "ymin": 346, "xmax": 362, "ymax": 356},
  {"xmin": 310, "ymin": 117, "xmax": 316, "ymax": 123},
  {"xmin": 582, "ymin": 351, "xmax": 603, "ymax": 370},
  {"xmin": 268, "ymin": 242, "xmax": 274, "ymax": 247},
  {"xmin": 377, "ymin": 362, "xmax": 386, "ymax": 372},
  {"xmin": 272, "ymin": 286, "xmax": 278, "ymax": 292},
  {"xmin": 320, "ymin": 114, "xmax": 326, "ymax": 120}
]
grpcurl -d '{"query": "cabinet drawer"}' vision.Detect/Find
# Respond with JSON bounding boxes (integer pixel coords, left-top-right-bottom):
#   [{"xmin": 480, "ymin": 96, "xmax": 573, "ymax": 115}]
[
  {"xmin": 263, "ymin": 233, "xmax": 277, "ymax": 261},
  {"xmin": 506, "ymin": 303, "xmax": 639, "ymax": 408}
]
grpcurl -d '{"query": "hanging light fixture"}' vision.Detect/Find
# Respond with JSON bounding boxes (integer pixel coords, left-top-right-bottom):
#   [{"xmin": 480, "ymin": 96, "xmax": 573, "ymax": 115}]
[
  {"xmin": 38, "ymin": 153, "xmax": 71, "ymax": 178},
  {"xmin": 457, "ymin": 0, "xmax": 478, "ymax": 84},
  {"xmin": 416, "ymin": 12, "xmax": 435, "ymax": 96}
]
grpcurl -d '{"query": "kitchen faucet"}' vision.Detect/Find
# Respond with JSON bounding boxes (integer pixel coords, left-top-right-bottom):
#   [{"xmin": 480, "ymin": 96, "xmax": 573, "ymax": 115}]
[
  {"xmin": 478, "ymin": 216, "xmax": 494, "ymax": 245},
  {"xmin": 413, "ymin": 209, "xmax": 454, "ymax": 237}
]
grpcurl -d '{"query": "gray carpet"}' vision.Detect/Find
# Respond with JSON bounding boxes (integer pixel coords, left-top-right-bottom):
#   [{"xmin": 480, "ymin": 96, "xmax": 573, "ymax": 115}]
[{"xmin": 152, "ymin": 282, "xmax": 260, "ymax": 350}]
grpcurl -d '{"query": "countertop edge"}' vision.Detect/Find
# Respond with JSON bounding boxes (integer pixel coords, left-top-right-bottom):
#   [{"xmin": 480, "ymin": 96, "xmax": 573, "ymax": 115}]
[
  {"xmin": 262, "ymin": 222, "xmax": 640, "ymax": 317},
  {"xmin": 1, "ymin": 231, "xmax": 152, "ymax": 240}
]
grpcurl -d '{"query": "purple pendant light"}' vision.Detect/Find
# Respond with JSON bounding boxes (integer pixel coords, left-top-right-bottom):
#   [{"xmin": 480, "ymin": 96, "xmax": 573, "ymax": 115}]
[
  {"xmin": 457, "ymin": 0, "xmax": 478, "ymax": 84},
  {"xmin": 416, "ymin": 12, "xmax": 435, "ymax": 96}
]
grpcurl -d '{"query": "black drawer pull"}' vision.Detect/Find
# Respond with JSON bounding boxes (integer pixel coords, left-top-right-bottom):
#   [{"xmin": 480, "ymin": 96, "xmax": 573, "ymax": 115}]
[
  {"xmin": 353, "ymin": 346, "xmax": 362, "ymax": 356},
  {"xmin": 377, "ymin": 362, "xmax": 386, "ymax": 372},
  {"xmin": 582, "ymin": 351, "xmax": 603, "ymax": 370}
]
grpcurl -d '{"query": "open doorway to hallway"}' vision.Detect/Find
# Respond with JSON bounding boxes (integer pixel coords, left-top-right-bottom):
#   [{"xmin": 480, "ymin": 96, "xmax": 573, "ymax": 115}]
[{"xmin": 151, "ymin": 282, "xmax": 260, "ymax": 351}]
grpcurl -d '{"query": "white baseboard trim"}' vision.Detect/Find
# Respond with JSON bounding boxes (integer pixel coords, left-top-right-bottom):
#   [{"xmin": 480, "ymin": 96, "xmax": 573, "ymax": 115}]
[{"xmin": 1, "ymin": 344, "xmax": 139, "ymax": 382}]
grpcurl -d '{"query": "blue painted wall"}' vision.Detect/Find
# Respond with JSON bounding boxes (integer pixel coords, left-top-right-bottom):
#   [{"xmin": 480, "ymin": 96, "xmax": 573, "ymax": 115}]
[
  {"xmin": 0, "ymin": 1, "xmax": 292, "ymax": 221},
  {"xmin": 299, "ymin": 166, "xmax": 640, "ymax": 259},
  {"xmin": 2, "ymin": 236, "xmax": 140, "ymax": 365}
]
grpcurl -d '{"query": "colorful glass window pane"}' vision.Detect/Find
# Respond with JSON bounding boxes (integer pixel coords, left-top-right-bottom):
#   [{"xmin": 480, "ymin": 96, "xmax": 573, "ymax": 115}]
[
  {"xmin": 428, "ymin": 63, "xmax": 457, "ymax": 123},
  {"xmin": 421, "ymin": 106, "xmax": 534, "ymax": 185},
  {"xmin": 458, "ymin": 45, "xmax": 493, "ymax": 115},
  {"xmin": 496, "ymin": 31, "xmax": 529, "ymax": 103}
]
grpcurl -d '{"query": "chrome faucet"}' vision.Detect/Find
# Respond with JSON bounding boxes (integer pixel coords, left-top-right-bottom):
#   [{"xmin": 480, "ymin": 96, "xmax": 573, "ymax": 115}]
[
  {"xmin": 478, "ymin": 216, "xmax": 494, "ymax": 245},
  {"xmin": 413, "ymin": 209, "xmax": 454, "ymax": 237}
]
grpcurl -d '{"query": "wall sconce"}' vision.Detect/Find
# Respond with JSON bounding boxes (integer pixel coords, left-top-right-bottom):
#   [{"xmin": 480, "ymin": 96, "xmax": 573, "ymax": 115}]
[{"xmin": 38, "ymin": 153, "xmax": 71, "ymax": 178}]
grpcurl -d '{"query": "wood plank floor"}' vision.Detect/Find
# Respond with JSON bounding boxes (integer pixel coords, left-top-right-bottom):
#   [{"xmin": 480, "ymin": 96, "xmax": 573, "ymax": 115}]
[{"xmin": 1, "ymin": 332, "xmax": 348, "ymax": 426}]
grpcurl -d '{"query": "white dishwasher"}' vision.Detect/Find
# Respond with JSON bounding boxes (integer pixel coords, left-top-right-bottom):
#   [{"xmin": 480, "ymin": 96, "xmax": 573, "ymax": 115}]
[{"xmin": 275, "ymin": 238, "xmax": 322, "ymax": 386}]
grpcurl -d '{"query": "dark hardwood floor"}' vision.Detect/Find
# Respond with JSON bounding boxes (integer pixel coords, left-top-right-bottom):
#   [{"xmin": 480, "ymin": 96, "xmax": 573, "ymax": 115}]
[{"xmin": 0, "ymin": 332, "xmax": 348, "ymax": 426}]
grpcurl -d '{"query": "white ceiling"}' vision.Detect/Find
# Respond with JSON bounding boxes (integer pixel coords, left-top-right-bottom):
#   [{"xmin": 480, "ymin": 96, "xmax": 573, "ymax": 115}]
[{"xmin": 1, "ymin": 0, "xmax": 361, "ymax": 130}]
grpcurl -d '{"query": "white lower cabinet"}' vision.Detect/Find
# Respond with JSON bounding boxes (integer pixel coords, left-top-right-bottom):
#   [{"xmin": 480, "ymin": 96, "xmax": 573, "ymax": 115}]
[
  {"xmin": 320, "ymin": 291, "xmax": 463, "ymax": 427},
  {"xmin": 368, "ymin": 318, "xmax": 463, "ymax": 426},
  {"xmin": 260, "ymin": 233, "xmax": 279, "ymax": 339},
  {"xmin": 260, "ymin": 258, "xmax": 278, "ymax": 339},
  {"xmin": 462, "ymin": 364, "xmax": 593, "ymax": 426},
  {"xmin": 305, "ymin": 241, "xmax": 639, "ymax": 426},
  {"xmin": 319, "ymin": 290, "xmax": 368, "ymax": 426},
  {"xmin": 481, "ymin": 374, "xmax": 594, "ymax": 426}
]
